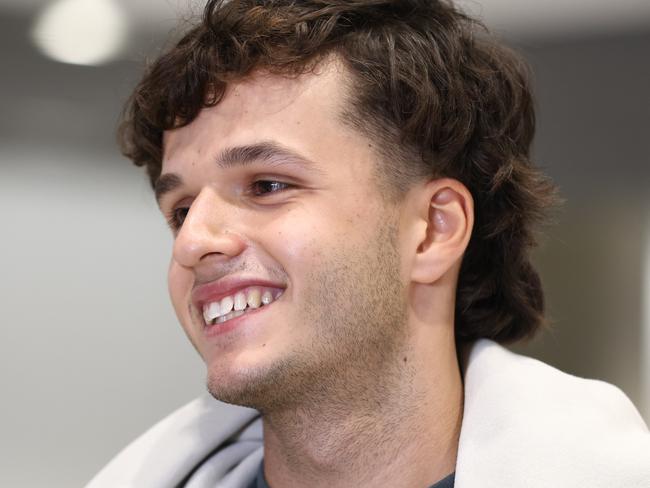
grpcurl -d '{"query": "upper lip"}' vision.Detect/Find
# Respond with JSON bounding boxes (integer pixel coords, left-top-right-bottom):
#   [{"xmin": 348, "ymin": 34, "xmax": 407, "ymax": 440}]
[{"xmin": 191, "ymin": 275, "xmax": 286, "ymax": 312}]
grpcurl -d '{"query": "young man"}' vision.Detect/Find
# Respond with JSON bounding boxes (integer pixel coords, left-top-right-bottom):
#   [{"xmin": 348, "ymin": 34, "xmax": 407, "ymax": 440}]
[{"xmin": 88, "ymin": 1, "xmax": 650, "ymax": 487}]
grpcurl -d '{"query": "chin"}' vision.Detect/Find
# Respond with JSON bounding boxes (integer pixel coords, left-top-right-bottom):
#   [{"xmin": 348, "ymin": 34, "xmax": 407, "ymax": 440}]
[{"xmin": 205, "ymin": 354, "xmax": 308, "ymax": 413}]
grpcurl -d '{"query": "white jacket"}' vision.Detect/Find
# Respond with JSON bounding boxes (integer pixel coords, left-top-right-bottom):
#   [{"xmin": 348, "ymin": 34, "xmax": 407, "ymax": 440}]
[{"xmin": 87, "ymin": 339, "xmax": 650, "ymax": 487}]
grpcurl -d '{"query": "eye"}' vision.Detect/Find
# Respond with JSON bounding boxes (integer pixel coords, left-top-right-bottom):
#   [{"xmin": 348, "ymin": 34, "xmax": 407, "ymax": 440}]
[
  {"xmin": 166, "ymin": 206, "xmax": 189, "ymax": 231},
  {"xmin": 250, "ymin": 180, "xmax": 291, "ymax": 196}
]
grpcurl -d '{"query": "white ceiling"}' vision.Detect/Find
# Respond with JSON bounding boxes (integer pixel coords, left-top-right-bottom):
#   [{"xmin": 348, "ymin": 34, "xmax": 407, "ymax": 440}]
[{"xmin": 2, "ymin": 0, "xmax": 650, "ymax": 39}]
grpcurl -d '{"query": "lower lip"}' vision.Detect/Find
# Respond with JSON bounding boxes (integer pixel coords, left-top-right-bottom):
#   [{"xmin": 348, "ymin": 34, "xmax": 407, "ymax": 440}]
[{"xmin": 202, "ymin": 303, "xmax": 271, "ymax": 338}]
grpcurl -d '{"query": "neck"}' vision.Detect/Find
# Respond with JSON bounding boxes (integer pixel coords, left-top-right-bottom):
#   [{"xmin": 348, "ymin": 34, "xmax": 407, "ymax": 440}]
[{"xmin": 262, "ymin": 329, "xmax": 464, "ymax": 488}]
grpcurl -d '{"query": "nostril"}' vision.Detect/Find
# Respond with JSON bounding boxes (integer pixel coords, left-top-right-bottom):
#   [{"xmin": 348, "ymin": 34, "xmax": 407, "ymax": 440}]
[{"xmin": 199, "ymin": 251, "xmax": 227, "ymax": 261}]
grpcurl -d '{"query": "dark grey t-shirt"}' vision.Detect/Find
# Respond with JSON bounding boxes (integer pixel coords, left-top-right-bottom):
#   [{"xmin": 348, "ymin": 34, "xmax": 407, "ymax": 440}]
[{"xmin": 247, "ymin": 460, "xmax": 455, "ymax": 488}]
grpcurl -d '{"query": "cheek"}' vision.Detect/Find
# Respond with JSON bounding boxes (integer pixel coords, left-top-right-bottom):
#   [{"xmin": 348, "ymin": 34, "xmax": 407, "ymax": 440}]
[{"xmin": 263, "ymin": 211, "xmax": 332, "ymax": 268}]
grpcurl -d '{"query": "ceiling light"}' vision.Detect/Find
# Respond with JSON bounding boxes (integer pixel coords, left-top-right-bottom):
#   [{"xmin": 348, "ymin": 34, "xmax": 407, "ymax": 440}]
[{"xmin": 31, "ymin": 0, "xmax": 128, "ymax": 66}]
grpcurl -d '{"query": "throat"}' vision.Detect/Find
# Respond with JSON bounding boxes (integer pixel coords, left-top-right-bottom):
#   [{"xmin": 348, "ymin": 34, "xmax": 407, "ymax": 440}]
[
  {"xmin": 263, "ymin": 405, "xmax": 410, "ymax": 485},
  {"xmin": 260, "ymin": 367, "xmax": 463, "ymax": 488}
]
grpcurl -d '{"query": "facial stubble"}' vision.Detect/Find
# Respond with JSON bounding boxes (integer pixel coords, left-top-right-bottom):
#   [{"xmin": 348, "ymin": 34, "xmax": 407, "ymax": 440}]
[{"xmin": 206, "ymin": 216, "xmax": 411, "ymax": 415}]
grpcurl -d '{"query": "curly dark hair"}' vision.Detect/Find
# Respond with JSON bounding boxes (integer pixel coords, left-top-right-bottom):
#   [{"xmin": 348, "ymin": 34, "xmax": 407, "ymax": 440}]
[{"xmin": 119, "ymin": 0, "xmax": 560, "ymax": 345}]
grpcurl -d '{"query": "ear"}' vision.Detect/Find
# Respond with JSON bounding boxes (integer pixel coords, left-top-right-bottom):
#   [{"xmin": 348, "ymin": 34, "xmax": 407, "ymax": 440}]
[{"xmin": 409, "ymin": 178, "xmax": 474, "ymax": 284}]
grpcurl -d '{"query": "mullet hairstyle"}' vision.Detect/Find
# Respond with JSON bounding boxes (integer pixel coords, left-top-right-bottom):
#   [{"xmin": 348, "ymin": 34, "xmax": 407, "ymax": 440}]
[{"xmin": 119, "ymin": 0, "xmax": 560, "ymax": 345}]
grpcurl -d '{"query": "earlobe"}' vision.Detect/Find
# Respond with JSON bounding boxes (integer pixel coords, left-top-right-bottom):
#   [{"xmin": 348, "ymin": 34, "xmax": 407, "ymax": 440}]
[{"xmin": 411, "ymin": 180, "xmax": 473, "ymax": 284}]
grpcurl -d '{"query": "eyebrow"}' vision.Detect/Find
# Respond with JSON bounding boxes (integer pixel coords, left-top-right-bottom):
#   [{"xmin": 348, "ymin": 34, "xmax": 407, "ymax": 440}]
[{"xmin": 155, "ymin": 140, "xmax": 319, "ymax": 206}]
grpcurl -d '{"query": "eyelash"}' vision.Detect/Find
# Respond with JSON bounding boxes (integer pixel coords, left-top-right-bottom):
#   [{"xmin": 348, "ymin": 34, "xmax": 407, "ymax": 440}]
[
  {"xmin": 249, "ymin": 180, "xmax": 291, "ymax": 196},
  {"xmin": 165, "ymin": 179, "xmax": 292, "ymax": 231},
  {"xmin": 166, "ymin": 207, "xmax": 189, "ymax": 231}
]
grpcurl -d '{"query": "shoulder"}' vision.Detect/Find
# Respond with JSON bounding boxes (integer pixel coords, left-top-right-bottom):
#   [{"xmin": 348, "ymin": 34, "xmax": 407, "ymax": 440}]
[
  {"xmin": 464, "ymin": 339, "xmax": 648, "ymax": 431},
  {"xmin": 85, "ymin": 394, "xmax": 261, "ymax": 487},
  {"xmin": 455, "ymin": 339, "xmax": 650, "ymax": 488}
]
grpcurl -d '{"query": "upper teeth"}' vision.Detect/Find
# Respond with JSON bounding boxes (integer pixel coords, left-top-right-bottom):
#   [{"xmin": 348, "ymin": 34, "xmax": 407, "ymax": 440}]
[{"xmin": 202, "ymin": 287, "xmax": 281, "ymax": 325}]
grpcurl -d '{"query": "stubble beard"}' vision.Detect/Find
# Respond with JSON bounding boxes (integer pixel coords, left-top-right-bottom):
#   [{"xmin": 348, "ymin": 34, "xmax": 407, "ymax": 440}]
[{"xmin": 206, "ymin": 216, "xmax": 410, "ymax": 416}]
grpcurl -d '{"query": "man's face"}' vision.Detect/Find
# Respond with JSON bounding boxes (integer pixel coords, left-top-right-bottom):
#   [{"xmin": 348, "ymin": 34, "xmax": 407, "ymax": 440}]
[{"xmin": 160, "ymin": 63, "xmax": 412, "ymax": 411}]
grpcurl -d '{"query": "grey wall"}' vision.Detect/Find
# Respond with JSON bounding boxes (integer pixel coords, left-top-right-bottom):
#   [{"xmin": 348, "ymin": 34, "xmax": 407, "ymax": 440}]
[
  {"xmin": 1, "ymin": 8, "xmax": 648, "ymax": 488},
  {"xmin": 0, "ymin": 148, "xmax": 205, "ymax": 488},
  {"xmin": 512, "ymin": 32, "xmax": 650, "ymax": 415},
  {"xmin": 1, "ymin": 14, "xmax": 207, "ymax": 486}
]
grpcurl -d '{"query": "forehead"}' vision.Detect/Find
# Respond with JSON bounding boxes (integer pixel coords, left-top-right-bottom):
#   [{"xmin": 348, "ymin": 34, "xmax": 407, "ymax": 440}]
[{"xmin": 161, "ymin": 60, "xmax": 363, "ymax": 175}]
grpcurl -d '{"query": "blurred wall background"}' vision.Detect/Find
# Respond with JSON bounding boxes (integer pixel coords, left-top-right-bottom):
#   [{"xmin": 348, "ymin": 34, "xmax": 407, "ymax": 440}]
[{"xmin": 0, "ymin": 1, "xmax": 648, "ymax": 486}]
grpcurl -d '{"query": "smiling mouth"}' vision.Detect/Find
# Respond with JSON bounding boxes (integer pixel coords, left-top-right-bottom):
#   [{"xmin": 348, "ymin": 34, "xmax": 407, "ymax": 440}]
[{"xmin": 201, "ymin": 286, "xmax": 284, "ymax": 326}]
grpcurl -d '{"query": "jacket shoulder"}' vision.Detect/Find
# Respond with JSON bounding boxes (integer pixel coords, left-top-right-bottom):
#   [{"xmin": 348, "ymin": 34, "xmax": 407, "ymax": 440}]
[
  {"xmin": 85, "ymin": 394, "xmax": 260, "ymax": 487},
  {"xmin": 456, "ymin": 339, "xmax": 650, "ymax": 488},
  {"xmin": 468, "ymin": 339, "xmax": 648, "ymax": 431}
]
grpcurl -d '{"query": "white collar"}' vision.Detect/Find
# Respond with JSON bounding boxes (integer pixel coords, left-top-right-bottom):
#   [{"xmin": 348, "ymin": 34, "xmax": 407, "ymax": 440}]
[{"xmin": 86, "ymin": 339, "xmax": 650, "ymax": 487}]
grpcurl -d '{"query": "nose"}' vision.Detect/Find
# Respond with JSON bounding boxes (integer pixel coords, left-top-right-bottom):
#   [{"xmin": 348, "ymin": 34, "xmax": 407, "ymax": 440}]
[{"xmin": 172, "ymin": 190, "xmax": 246, "ymax": 268}]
